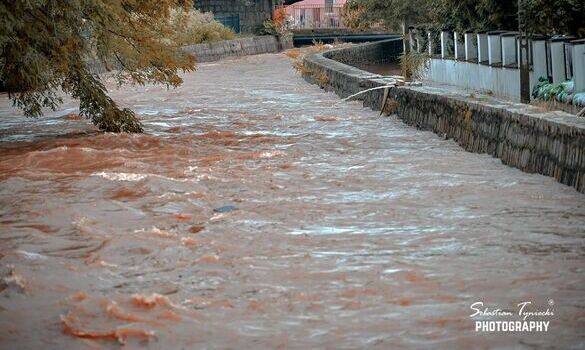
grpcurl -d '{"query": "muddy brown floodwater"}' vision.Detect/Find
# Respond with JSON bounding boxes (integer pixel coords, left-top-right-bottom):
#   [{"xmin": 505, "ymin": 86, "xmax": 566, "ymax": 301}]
[
  {"xmin": 354, "ymin": 62, "xmax": 402, "ymax": 77},
  {"xmin": 0, "ymin": 53, "xmax": 584, "ymax": 349}
]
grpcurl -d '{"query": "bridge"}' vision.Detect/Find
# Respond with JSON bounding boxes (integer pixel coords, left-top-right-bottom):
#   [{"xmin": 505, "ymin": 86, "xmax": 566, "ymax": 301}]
[
  {"xmin": 292, "ymin": 30, "xmax": 399, "ymax": 46},
  {"xmin": 278, "ymin": 2, "xmax": 396, "ymax": 46}
]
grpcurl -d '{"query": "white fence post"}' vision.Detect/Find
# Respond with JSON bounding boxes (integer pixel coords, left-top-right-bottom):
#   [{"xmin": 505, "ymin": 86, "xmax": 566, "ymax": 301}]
[
  {"xmin": 487, "ymin": 31, "xmax": 504, "ymax": 66},
  {"xmin": 454, "ymin": 32, "xmax": 465, "ymax": 60},
  {"xmin": 563, "ymin": 39, "xmax": 576, "ymax": 80},
  {"xmin": 501, "ymin": 32, "xmax": 517, "ymax": 67},
  {"xmin": 441, "ymin": 31, "xmax": 453, "ymax": 58},
  {"xmin": 477, "ymin": 32, "xmax": 489, "ymax": 63},
  {"xmin": 550, "ymin": 37, "xmax": 567, "ymax": 84},
  {"xmin": 428, "ymin": 32, "xmax": 433, "ymax": 55},
  {"xmin": 532, "ymin": 36, "xmax": 548, "ymax": 83},
  {"xmin": 572, "ymin": 39, "xmax": 585, "ymax": 93},
  {"xmin": 464, "ymin": 31, "xmax": 477, "ymax": 61}
]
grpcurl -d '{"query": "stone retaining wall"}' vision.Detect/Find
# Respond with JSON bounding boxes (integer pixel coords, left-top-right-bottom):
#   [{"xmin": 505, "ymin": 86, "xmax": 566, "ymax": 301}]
[
  {"xmin": 302, "ymin": 38, "xmax": 585, "ymax": 193},
  {"xmin": 183, "ymin": 35, "xmax": 292, "ymax": 63},
  {"xmin": 90, "ymin": 36, "xmax": 291, "ymax": 74},
  {"xmin": 323, "ymin": 38, "xmax": 402, "ymax": 67}
]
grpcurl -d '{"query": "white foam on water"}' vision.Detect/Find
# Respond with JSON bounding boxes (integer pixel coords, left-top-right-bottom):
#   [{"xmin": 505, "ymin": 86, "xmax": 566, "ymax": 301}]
[{"xmin": 92, "ymin": 171, "xmax": 147, "ymax": 182}]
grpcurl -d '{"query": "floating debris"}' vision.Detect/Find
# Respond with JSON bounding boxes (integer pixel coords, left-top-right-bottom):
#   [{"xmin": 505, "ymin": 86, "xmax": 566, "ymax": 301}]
[
  {"xmin": 189, "ymin": 225, "xmax": 205, "ymax": 234},
  {"xmin": 213, "ymin": 205, "xmax": 239, "ymax": 213}
]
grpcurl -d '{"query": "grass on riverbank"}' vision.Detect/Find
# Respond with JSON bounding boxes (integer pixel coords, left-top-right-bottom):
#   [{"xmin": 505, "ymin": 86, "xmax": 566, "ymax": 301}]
[
  {"xmin": 286, "ymin": 41, "xmax": 349, "ymax": 88},
  {"xmin": 285, "ymin": 41, "xmax": 353, "ymax": 88}
]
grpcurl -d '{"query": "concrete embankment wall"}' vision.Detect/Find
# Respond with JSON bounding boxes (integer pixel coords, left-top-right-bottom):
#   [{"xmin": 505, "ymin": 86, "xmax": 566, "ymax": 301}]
[
  {"xmin": 183, "ymin": 35, "xmax": 293, "ymax": 62},
  {"xmin": 302, "ymin": 38, "xmax": 585, "ymax": 193},
  {"xmin": 425, "ymin": 59, "xmax": 531, "ymax": 101},
  {"xmin": 89, "ymin": 36, "xmax": 292, "ymax": 74}
]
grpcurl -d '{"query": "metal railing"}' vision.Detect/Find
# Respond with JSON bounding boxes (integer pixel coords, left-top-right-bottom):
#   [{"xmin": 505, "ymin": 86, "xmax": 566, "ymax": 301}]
[
  {"xmin": 282, "ymin": 4, "xmax": 346, "ymax": 29},
  {"xmin": 214, "ymin": 15, "xmax": 240, "ymax": 33}
]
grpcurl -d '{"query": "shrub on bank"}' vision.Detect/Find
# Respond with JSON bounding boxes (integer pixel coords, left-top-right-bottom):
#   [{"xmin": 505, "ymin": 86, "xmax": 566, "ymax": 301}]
[
  {"xmin": 399, "ymin": 51, "xmax": 429, "ymax": 81},
  {"xmin": 170, "ymin": 8, "xmax": 235, "ymax": 46}
]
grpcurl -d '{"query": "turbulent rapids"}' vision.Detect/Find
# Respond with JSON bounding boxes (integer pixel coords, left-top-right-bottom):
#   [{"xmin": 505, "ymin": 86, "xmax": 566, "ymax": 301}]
[{"xmin": 0, "ymin": 54, "xmax": 584, "ymax": 348}]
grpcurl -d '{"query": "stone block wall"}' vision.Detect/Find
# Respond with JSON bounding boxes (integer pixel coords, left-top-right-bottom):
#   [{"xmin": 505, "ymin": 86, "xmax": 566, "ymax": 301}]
[
  {"xmin": 183, "ymin": 35, "xmax": 291, "ymax": 62},
  {"xmin": 301, "ymin": 38, "xmax": 585, "ymax": 193},
  {"xmin": 323, "ymin": 38, "xmax": 403, "ymax": 67},
  {"xmin": 89, "ymin": 36, "xmax": 291, "ymax": 73},
  {"xmin": 389, "ymin": 88, "xmax": 585, "ymax": 192}
]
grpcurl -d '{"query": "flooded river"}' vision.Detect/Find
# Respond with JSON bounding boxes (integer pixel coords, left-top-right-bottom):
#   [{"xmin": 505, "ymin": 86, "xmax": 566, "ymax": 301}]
[
  {"xmin": 0, "ymin": 53, "xmax": 584, "ymax": 349},
  {"xmin": 355, "ymin": 62, "xmax": 402, "ymax": 76}
]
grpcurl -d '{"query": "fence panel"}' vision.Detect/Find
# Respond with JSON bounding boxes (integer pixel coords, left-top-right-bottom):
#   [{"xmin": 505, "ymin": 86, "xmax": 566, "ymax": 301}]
[{"xmin": 215, "ymin": 15, "xmax": 241, "ymax": 33}]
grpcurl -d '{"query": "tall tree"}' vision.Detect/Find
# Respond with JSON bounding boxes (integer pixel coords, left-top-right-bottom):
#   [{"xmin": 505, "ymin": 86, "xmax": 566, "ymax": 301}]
[
  {"xmin": 431, "ymin": 0, "xmax": 518, "ymax": 32},
  {"xmin": 348, "ymin": 0, "xmax": 432, "ymax": 31},
  {"xmin": 348, "ymin": 0, "xmax": 583, "ymax": 35},
  {"xmin": 0, "ymin": 0, "xmax": 196, "ymax": 133},
  {"xmin": 523, "ymin": 0, "xmax": 585, "ymax": 36}
]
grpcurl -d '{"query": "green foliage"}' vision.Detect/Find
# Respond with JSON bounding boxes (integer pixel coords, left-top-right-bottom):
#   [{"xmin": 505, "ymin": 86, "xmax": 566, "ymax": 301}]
[
  {"xmin": 257, "ymin": 20, "xmax": 280, "ymax": 36},
  {"xmin": 522, "ymin": 0, "xmax": 585, "ymax": 36},
  {"xmin": 431, "ymin": 0, "xmax": 518, "ymax": 32},
  {"xmin": 340, "ymin": 1, "xmax": 368, "ymax": 30},
  {"xmin": 0, "ymin": 0, "xmax": 200, "ymax": 133},
  {"xmin": 169, "ymin": 8, "xmax": 235, "ymax": 46},
  {"xmin": 345, "ymin": 0, "xmax": 432, "ymax": 31},
  {"xmin": 256, "ymin": 7, "xmax": 291, "ymax": 37},
  {"xmin": 256, "ymin": 19, "xmax": 292, "ymax": 38},
  {"xmin": 346, "ymin": 0, "xmax": 584, "ymax": 35}
]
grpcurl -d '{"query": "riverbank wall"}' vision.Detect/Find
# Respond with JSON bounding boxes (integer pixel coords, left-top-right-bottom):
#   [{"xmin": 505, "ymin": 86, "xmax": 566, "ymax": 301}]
[
  {"xmin": 301, "ymin": 38, "xmax": 585, "ymax": 193},
  {"xmin": 89, "ymin": 36, "xmax": 292, "ymax": 74},
  {"xmin": 183, "ymin": 35, "xmax": 293, "ymax": 62}
]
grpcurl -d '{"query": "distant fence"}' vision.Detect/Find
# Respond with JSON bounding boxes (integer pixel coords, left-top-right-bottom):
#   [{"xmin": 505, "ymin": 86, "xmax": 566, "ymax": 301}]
[
  {"xmin": 215, "ymin": 15, "xmax": 241, "ymax": 33},
  {"xmin": 412, "ymin": 29, "xmax": 585, "ymax": 102},
  {"xmin": 281, "ymin": 4, "xmax": 346, "ymax": 29}
]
